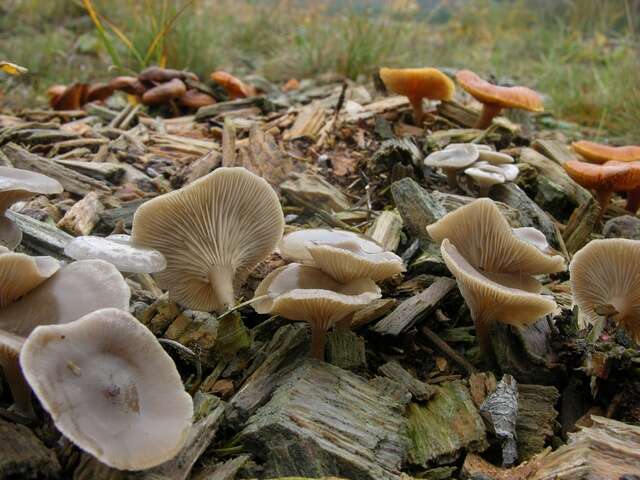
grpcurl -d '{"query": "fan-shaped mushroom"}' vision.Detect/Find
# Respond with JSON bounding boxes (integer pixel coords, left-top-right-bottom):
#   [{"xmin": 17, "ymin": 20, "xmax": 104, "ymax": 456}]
[
  {"xmin": 424, "ymin": 144, "xmax": 479, "ymax": 187},
  {"xmin": 20, "ymin": 308, "xmax": 193, "ymax": 470},
  {"xmin": 132, "ymin": 167, "xmax": 284, "ymax": 312},
  {"xmin": 0, "ymin": 251, "xmax": 59, "ymax": 307},
  {"xmin": 253, "ymin": 263, "xmax": 380, "ymax": 359}
]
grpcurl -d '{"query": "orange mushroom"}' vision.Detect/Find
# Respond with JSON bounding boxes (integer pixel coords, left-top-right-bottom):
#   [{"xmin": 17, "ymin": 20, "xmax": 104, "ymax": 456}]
[
  {"xmin": 455, "ymin": 70, "xmax": 543, "ymax": 129},
  {"xmin": 572, "ymin": 140, "xmax": 640, "ymax": 164},
  {"xmin": 86, "ymin": 83, "xmax": 114, "ymax": 103},
  {"xmin": 141, "ymin": 78, "xmax": 187, "ymax": 106},
  {"xmin": 48, "ymin": 83, "xmax": 89, "ymax": 110},
  {"xmin": 379, "ymin": 67, "xmax": 455, "ymax": 125},
  {"xmin": 109, "ymin": 76, "xmax": 146, "ymax": 96},
  {"xmin": 563, "ymin": 160, "xmax": 640, "ymax": 221},
  {"xmin": 210, "ymin": 71, "xmax": 256, "ymax": 99},
  {"xmin": 177, "ymin": 89, "xmax": 216, "ymax": 109},
  {"xmin": 138, "ymin": 66, "xmax": 197, "ymax": 84}
]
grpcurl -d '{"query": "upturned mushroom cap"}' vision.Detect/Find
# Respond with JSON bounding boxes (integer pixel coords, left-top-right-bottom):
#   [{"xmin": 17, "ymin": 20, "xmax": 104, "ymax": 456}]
[
  {"xmin": 468, "ymin": 161, "xmax": 519, "ymax": 181},
  {"xmin": 427, "ymin": 198, "xmax": 566, "ymax": 275},
  {"xmin": 463, "ymin": 167, "xmax": 505, "ymax": 189},
  {"xmin": 20, "ymin": 308, "xmax": 193, "ymax": 470},
  {"xmin": 379, "ymin": 67, "xmax": 455, "ymax": 102},
  {"xmin": 64, "ymin": 235, "xmax": 167, "ymax": 274},
  {"xmin": 441, "ymin": 239, "xmax": 556, "ymax": 329},
  {"xmin": 0, "ymin": 260, "xmax": 130, "ymax": 336},
  {"xmin": 477, "ymin": 150, "xmax": 514, "ymax": 165},
  {"xmin": 210, "ymin": 71, "xmax": 255, "ymax": 99},
  {"xmin": 109, "ymin": 76, "xmax": 146, "ymax": 96},
  {"xmin": 0, "ymin": 329, "xmax": 32, "ymax": 416},
  {"xmin": 570, "ymin": 239, "xmax": 640, "ymax": 341},
  {"xmin": 132, "ymin": 167, "xmax": 284, "ymax": 312},
  {"xmin": 572, "ymin": 140, "xmax": 640, "ymax": 164},
  {"xmin": 141, "ymin": 78, "xmax": 187, "ymax": 105},
  {"xmin": 456, "ymin": 70, "xmax": 544, "ymax": 112},
  {"xmin": 424, "ymin": 144, "xmax": 479, "ymax": 169},
  {"xmin": 0, "ymin": 166, "xmax": 63, "ymax": 213},
  {"xmin": 178, "ymin": 89, "xmax": 217, "ymax": 109},
  {"xmin": 278, "ymin": 228, "xmax": 404, "ymax": 283},
  {"xmin": 563, "ymin": 160, "xmax": 640, "ymax": 192},
  {"xmin": 0, "ymin": 252, "xmax": 59, "ymax": 307}
]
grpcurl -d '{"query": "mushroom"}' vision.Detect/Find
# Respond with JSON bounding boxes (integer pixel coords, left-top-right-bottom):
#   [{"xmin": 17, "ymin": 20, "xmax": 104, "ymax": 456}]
[
  {"xmin": 210, "ymin": 71, "xmax": 256, "ymax": 99},
  {"xmin": 131, "ymin": 167, "xmax": 284, "ymax": 312},
  {"xmin": 86, "ymin": 82, "xmax": 114, "ymax": 103},
  {"xmin": 109, "ymin": 76, "xmax": 146, "ymax": 96},
  {"xmin": 0, "ymin": 329, "xmax": 31, "ymax": 416},
  {"xmin": 477, "ymin": 150, "xmax": 515, "ymax": 165},
  {"xmin": 463, "ymin": 166, "xmax": 506, "ymax": 195},
  {"xmin": 379, "ymin": 67, "xmax": 455, "ymax": 125},
  {"xmin": 572, "ymin": 140, "xmax": 640, "ymax": 164},
  {"xmin": 178, "ymin": 89, "xmax": 216, "ymax": 109},
  {"xmin": 455, "ymin": 70, "xmax": 543, "ymax": 129},
  {"xmin": 570, "ymin": 239, "xmax": 640, "ymax": 342},
  {"xmin": 138, "ymin": 66, "xmax": 197, "ymax": 84},
  {"xmin": 141, "ymin": 78, "xmax": 187, "ymax": 106},
  {"xmin": 0, "ymin": 166, "xmax": 63, "ymax": 249},
  {"xmin": 253, "ymin": 263, "xmax": 381, "ymax": 359},
  {"xmin": 278, "ymin": 228, "xmax": 405, "ymax": 283},
  {"xmin": 0, "ymin": 260, "xmax": 130, "ymax": 336},
  {"xmin": 20, "ymin": 308, "xmax": 193, "ymax": 470},
  {"xmin": 441, "ymin": 239, "xmax": 557, "ymax": 354},
  {"xmin": 424, "ymin": 144, "xmax": 479, "ymax": 187},
  {"xmin": 0, "ymin": 251, "xmax": 59, "ymax": 307},
  {"xmin": 49, "ymin": 83, "xmax": 90, "ymax": 110},
  {"xmin": 563, "ymin": 160, "xmax": 640, "ymax": 220},
  {"xmin": 64, "ymin": 235, "xmax": 166, "ymax": 274}
]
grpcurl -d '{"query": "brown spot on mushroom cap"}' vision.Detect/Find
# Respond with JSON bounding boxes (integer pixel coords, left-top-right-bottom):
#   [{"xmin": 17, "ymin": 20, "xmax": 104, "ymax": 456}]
[
  {"xmin": 141, "ymin": 78, "xmax": 187, "ymax": 105},
  {"xmin": 455, "ymin": 70, "xmax": 543, "ymax": 128},
  {"xmin": 570, "ymin": 239, "xmax": 640, "ymax": 341},
  {"xmin": 109, "ymin": 76, "xmax": 146, "ymax": 96},
  {"xmin": 0, "ymin": 260, "xmax": 130, "ymax": 337},
  {"xmin": 427, "ymin": 198, "xmax": 566, "ymax": 275},
  {"xmin": 132, "ymin": 167, "xmax": 284, "ymax": 312},
  {"xmin": 379, "ymin": 67, "xmax": 455, "ymax": 124},
  {"xmin": 138, "ymin": 66, "xmax": 197, "ymax": 84},
  {"xmin": 572, "ymin": 140, "xmax": 640, "ymax": 164},
  {"xmin": 0, "ymin": 252, "xmax": 59, "ymax": 307},
  {"xmin": 210, "ymin": 71, "xmax": 256, "ymax": 99},
  {"xmin": 0, "ymin": 329, "xmax": 32, "ymax": 416},
  {"xmin": 177, "ymin": 89, "xmax": 217, "ymax": 109},
  {"xmin": 19, "ymin": 308, "xmax": 193, "ymax": 470},
  {"xmin": 0, "ymin": 166, "xmax": 63, "ymax": 213}
]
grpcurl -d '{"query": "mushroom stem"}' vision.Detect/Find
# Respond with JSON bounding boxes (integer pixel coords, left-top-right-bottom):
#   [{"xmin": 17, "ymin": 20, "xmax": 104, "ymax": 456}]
[
  {"xmin": 409, "ymin": 96, "xmax": 425, "ymax": 125},
  {"xmin": 595, "ymin": 189, "xmax": 613, "ymax": 223},
  {"xmin": 626, "ymin": 187, "xmax": 640, "ymax": 214},
  {"xmin": 0, "ymin": 360, "xmax": 34, "ymax": 418},
  {"xmin": 443, "ymin": 168, "xmax": 459, "ymax": 188},
  {"xmin": 475, "ymin": 103, "xmax": 502, "ymax": 129},
  {"xmin": 473, "ymin": 316, "xmax": 494, "ymax": 361},
  {"xmin": 310, "ymin": 323, "xmax": 327, "ymax": 360},
  {"xmin": 208, "ymin": 266, "xmax": 235, "ymax": 313}
]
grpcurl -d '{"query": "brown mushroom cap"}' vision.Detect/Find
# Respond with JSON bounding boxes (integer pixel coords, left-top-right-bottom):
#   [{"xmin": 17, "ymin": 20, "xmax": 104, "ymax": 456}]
[
  {"xmin": 570, "ymin": 239, "xmax": 640, "ymax": 341},
  {"xmin": 138, "ymin": 66, "xmax": 197, "ymax": 84},
  {"xmin": 109, "ymin": 76, "xmax": 146, "ymax": 96},
  {"xmin": 572, "ymin": 140, "xmax": 640, "ymax": 164},
  {"xmin": 132, "ymin": 167, "xmax": 284, "ymax": 312},
  {"xmin": 0, "ymin": 260, "xmax": 130, "ymax": 337},
  {"xmin": 46, "ymin": 85, "xmax": 66, "ymax": 104},
  {"xmin": 0, "ymin": 329, "xmax": 31, "ymax": 416},
  {"xmin": 141, "ymin": 78, "xmax": 187, "ymax": 105},
  {"xmin": 0, "ymin": 166, "xmax": 64, "ymax": 213},
  {"xmin": 210, "ymin": 71, "xmax": 255, "ymax": 99},
  {"xmin": 379, "ymin": 67, "xmax": 455, "ymax": 102},
  {"xmin": 177, "ymin": 89, "xmax": 217, "ymax": 109},
  {"xmin": 563, "ymin": 160, "xmax": 640, "ymax": 192},
  {"xmin": 0, "ymin": 252, "xmax": 59, "ymax": 307},
  {"xmin": 456, "ymin": 70, "xmax": 543, "ymax": 112},
  {"xmin": 20, "ymin": 308, "xmax": 193, "ymax": 470},
  {"xmin": 86, "ymin": 82, "xmax": 114, "ymax": 102},
  {"xmin": 426, "ymin": 198, "xmax": 566, "ymax": 275},
  {"xmin": 50, "ymin": 83, "xmax": 90, "ymax": 110}
]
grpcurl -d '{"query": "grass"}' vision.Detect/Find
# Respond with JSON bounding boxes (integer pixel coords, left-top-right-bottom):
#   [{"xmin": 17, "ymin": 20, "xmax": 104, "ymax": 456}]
[{"xmin": 0, "ymin": 0, "xmax": 638, "ymax": 141}]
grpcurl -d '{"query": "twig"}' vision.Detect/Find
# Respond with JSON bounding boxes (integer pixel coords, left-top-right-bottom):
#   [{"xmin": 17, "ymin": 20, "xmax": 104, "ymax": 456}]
[
  {"xmin": 285, "ymin": 190, "xmax": 361, "ymax": 233},
  {"xmin": 420, "ymin": 325, "xmax": 478, "ymax": 375}
]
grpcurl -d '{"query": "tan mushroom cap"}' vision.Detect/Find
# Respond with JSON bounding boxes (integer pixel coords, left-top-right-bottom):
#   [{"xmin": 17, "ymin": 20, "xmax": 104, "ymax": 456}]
[
  {"xmin": 0, "ymin": 216, "xmax": 22, "ymax": 251},
  {"xmin": 178, "ymin": 89, "xmax": 216, "ymax": 109},
  {"xmin": 463, "ymin": 167, "xmax": 505, "ymax": 190},
  {"xmin": 427, "ymin": 198, "xmax": 566, "ymax": 275},
  {"xmin": 109, "ymin": 76, "xmax": 146, "ymax": 96},
  {"xmin": 278, "ymin": 228, "xmax": 404, "ymax": 283},
  {"xmin": 20, "ymin": 308, "xmax": 193, "ymax": 471},
  {"xmin": 0, "ymin": 166, "xmax": 63, "ymax": 213},
  {"xmin": 572, "ymin": 140, "xmax": 640, "ymax": 164},
  {"xmin": 570, "ymin": 239, "xmax": 640, "ymax": 341},
  {"xmin": 141, "ymin": 78, "xmax": 187, "ymax": 105},
  {"xmin": 0, "ymin": 260, "xmax": 130, "ymax": 337},
  {"xmin": 0, "ymin": 252, "xmax": 59, "ymax": 307},
  {"xmin": 132, "ymin": 167, "xmax": 284, "ymax": 312},
  {"xmin": 139, "ymin": 66, "xmax": 197, "ymax": 84},
  {"xmin": 0, "ymin": 329, "xmax": 31, "ymax": 416},
  {"xmin": 456, "ymin": 70, "xmax": 543, "ymax": 112}
]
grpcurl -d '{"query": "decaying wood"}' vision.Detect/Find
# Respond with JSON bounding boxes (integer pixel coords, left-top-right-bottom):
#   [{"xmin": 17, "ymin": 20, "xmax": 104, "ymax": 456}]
[
  {"xmin": 516, "ymin": 384, "xmax": 560, "ymax": 461},
  {"xmin": 379, "ymin": 360, "xmax": 436, "ymax": 401},
  {"xmin": 57, "ymin": 191, "xmax": 104, "ymax": 235},
  {"xmin": 6, "ymin": 209, "xmax": 73, "ymax": 257},
  {"xmin": 96, "ymin": 199, "xmax": 148, "ymax": 234},
  {"xmin": 366, "ymin": 210, "xmax": 403, "ymax": 251},
  {"xmin": 372, "ymin": 277, "xmax": 456, "ymax": 335},
  {"xmin": 240, "ymin": 360, "xmax": 408, "ymax": 480},
  {"xmin": 238, "ymin": 125, "xmax": 294, "ymax": 188},
  {"xmin": 0, "ymin": 417, "xmax": 61, "ymax": 478},
  {"xmin": 344, "ymin": 95, "xmax": 409, "ymax": 122},
  {"xmin": 281, "ymin": 173, "xmax": 352, "ymax": 212},
  {"xmin": 391, "ymin": 177, "xmax": 446, "ymax": 244},
  {"xmin": 420, "ymin": 325, "xmax": 478, "ymax": 376},
  {"xmin": 283, "ymin": 103, "xmax": 327, "ymax": 140},
  {"xmin": 326, "ymin": 329, "xmax": 366, "ymax": 370},
  {"xmin": 54, "ymin": 158, "xmax": 126, "ymax": 183},
  {"xmin": 480, "ymin": 375, "xmax": 519, "ymax": 467},
  {"xmin": 436, "ymin": 100, "xmax": 479, "ymax": 128},
  {"xmin": 562, "ymin": 197, "xmax": 600, "ymax": 255},
  {"xmin": 532, "ymin": 139, "xmax": 579, "ymax": 165},
  {"xmin": 192, "ymin": 454, "xmax": 251, "ymax": 480},
  {"xmin": 369, "ymin": 138, "xmax": 422, "ymax": 174},
  {"xmin": 462, "ymin": 450, "xmax": 548, "ymax": 480},
  {"xmin": 351, "ymin": 298, "xmax": 398, "ymax": 329}
]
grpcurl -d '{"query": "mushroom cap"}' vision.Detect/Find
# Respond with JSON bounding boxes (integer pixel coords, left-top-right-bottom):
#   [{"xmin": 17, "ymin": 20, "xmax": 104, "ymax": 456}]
[
  {"xmin": 463, "ymin": 167, "xmax": 505, "ymax": 188},
  {"xmin": 426, "ymin": 198, "xmax": 566, "ymax": 275},
  {"xmin": 379, "ymin": 67, "xmax": 455, "ymax": 101},
  {"xmin": 0, "ymin": 260, "xmax": 130, "ymax": 337},
  {"xmin": 572, "ymin": 140, "xmax": 640, "ymax": 164},
  {"xmin": 86, "ymin": 83, "xmax": 114, "ymax": 102},
  {"xmin": 0, "ymin": 215, "xmax": 22, "ymax": 250},
  {"xmin": 210, "ymin": 71, "xmax": 255, "ymax": 99},
  {"xmin": 512, "ymin": 227, "xmax": 559, "ymax": 256},
  {"xmin": 178, "ymin": 89, "xmax": 217, "ymax": 109},
  {"xmin": 563, "ymin": 160, "xmax": 640, "ymax": 192},
  {"xmin": 570, "ymin": 238, "xmax": 640, "ymax": 341},
  {"xmin": 138, "ymin": 66, "xmax": 197, "ymax": 84},
  {"xmin": 50, "ymin": 83, "xmax": 90, "ymax": 110},
  {"xmin": 446, "ymin": 143, "xmax": 493, "ymax": 152},
  {"xmin": 424, "ymin": 144, "xmax": 479, "ymax": 169},
  {"xmin": 132, "ymin": 167, "xmax": 284, "ymax": 312},
  {"xmin": 253, "ymin": 263, "xmax": 381, "ymax": 331},
  {"xmin": 441, "ymin": 239, "xmax": 556, "ymax": 328},
  {"xmin": 141, "ymin": 78, "xmax": 187, "ymax": 105},
  {"xmin": 278, "ymin": 228, "xmax": 404, "ymax": 282},
  {"xmin": 477, "ymin": 150, "xmax": 514, "ymax": 165},
  {"xmin": 0, "ymin": 252, "xmax": 59, "ymax": 307},
  {"xmin": 0, "ymin": 329, "xmax": 32, "ymax": 416},
  {"xmin": 109, "ymin": 76, "xmax": 146, "ymax": 96},
  {"xmin": 455, "ymin": 70, "xmax": 543, "ymax": 112},
  {"xmin": 46, "ymin": 85, "xmax": 66, "ymax": 104},
  {"xmin": 20, "ymin": 308, "xmax": 193, "ymax": 471},
  {"xmin": 470, "ymin": 161, "xmax": 519, "ymax": 181},
  {"xmin": 64, "ymin": 235, "xmax": 167, "ymax": 274},
  {"xmin": 0, "ymin": 166, "xmax": 63, "ymax": 213}
]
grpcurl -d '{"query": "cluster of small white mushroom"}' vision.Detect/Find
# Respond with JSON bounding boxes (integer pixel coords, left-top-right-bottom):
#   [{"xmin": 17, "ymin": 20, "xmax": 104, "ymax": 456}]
[{"xmin": 424, "ymin": 143, "xmax": 518, "ymax": 194}]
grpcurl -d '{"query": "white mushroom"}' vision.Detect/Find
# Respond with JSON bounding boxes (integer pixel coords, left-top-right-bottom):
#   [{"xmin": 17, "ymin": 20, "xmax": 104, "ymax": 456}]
[{"xmin": 424, "ymin": 144, "xmax": 479, "ymax": 187}]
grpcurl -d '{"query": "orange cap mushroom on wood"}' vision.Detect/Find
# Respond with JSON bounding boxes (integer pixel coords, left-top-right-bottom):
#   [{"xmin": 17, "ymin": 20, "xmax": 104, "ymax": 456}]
[
  {"xmin": 132, "ymin": 167, "xmax": 284, "ymax": 312},
  {"xmin": 572, "ymin": 140, "xmax": 640, "ymax": 164},
  {"xmin": 141, "ymin": 78, "xmax": 187, "ymax": 105},
  {"xmin": 48, "ymin": 83, "xmax": 90, "ymax": 110},
  {"xmin": 210, "ymin": 71, "xmax": 255, "ymax": 99},
  {"xmin": 455, "ymin": 70, "xmax": 543, "ymax": 129},
  {"xmin": 379, "ymin": 67, "xmax": 455, "ymax": 125}
]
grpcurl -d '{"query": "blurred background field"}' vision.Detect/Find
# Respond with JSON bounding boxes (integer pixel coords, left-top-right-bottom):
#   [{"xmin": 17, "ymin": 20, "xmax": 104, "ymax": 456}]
[{"xmin": 1, "ymin": 0, "xmax": 638, "ymax": 141}]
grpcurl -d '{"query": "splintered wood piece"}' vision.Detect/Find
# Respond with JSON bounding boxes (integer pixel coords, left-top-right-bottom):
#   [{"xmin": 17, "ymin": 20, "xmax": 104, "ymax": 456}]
[
  {"xmin": 192, "ymin": 454, "xmax": 251, "ymax": 480},
  {"xmin": 326, "ymin": 329, "xmax": 366, "ymax": 370},
  {"xmin": 563, "ymin": 197, "xmax": 600, "ymax": 254},
  {"xmin": 516, "ymin": 384, "xmax": 560, "ymax": 461},
  {"xmin": 6, "ymin": 210, "xmax": 73, "ymax": 258},
  {"xmin": 0, "ymin": 418, "xmax": 61, "ymax": 478},
  {"xmin": 462, "ymin": 450, "xmax": 548, "ymax": 480},
  {"xmin": 345, "ymin": 95, "xmax": 409, "ymax": 122},
  {"xmin": 351, "ymin": 298, "xmax": 398, "ymax": 329},
  {"xmin": 379, "ymin": 360, "xmax": 437, "ymax": 401},
  {"xmin": 221, "ymin": 118, "xmax": 237, "ymax": 167},
  {"xmin": 366, "ymin": 210, "xmax": 403, "ymax": 251},
  {"xmin": 532, "ymin": 139, "xmax": 580, "ymax": 165},
  {"xmin": 436, "ymin": 100, "xmax": 479, "ymax": 127},
  {"xmin": 238, "ymin": 125, "xmax": 293, "ymax": 189},
  {"xmin": 57, "ymin": 191, "xmax": 104, "ymax": 236},
  {"xmin": 281, "ymin": 173, "xmax": 351, "ymax": 212},
  {"xmin": 53, "ymin": 158, "xmax": 126, "ymax": 183},
  {"xmin": 283, "ymin": 103, "xmax": 327, "ymax": 140},
  {"xmin": 391, "ymin": 177, "xmax": 447, "ymax": 244},
  {"xmin": 372, "ymin": 277, "xmax": 456, "ymax": 335}
]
